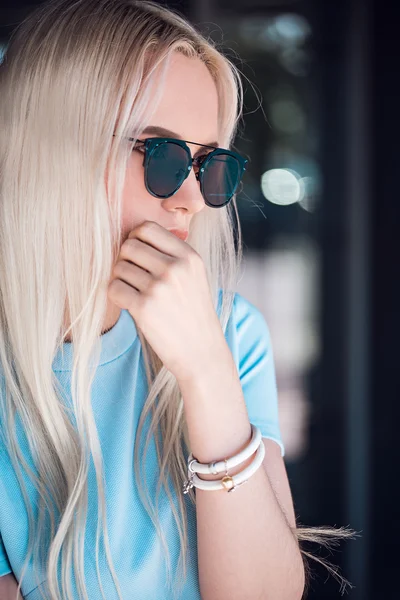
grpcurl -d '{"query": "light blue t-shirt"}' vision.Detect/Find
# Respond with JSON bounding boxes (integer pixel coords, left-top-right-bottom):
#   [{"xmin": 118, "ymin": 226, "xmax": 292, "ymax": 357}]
[{"xmin": 0, "ymin": 291, "xmax": 284, "ymax": 599}]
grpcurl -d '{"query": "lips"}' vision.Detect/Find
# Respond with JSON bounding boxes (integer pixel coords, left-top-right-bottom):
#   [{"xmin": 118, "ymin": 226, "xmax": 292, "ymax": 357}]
[{"xmin": 168, "ymin": 229, "xmax": 189, "ymax": 241}]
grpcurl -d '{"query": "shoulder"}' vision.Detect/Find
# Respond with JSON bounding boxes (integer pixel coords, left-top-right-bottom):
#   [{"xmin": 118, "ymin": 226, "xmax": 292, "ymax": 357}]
[
  {"xmin": 218, "ymin": 290, "xmax": 284, "ymax": 455},
  {"xmin": 217, "ymin": 288, "xmax": 269, "ymax": 323},
  {"xmin": 220, "ymin": 290, "xmax": 273, "ymax": 350},
  {"xmin": 232, "ymin": 292, "xmax": 268, "ymax": 326}
]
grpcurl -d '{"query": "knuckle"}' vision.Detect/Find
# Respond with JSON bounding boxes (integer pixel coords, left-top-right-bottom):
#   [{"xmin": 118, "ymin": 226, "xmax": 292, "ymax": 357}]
[
  {"xmin": 122, "ymin": 238, "xmax": 137, "ymax": 255},
  {"xmin": 170, "ymin": 257, "xmax": 185, "ymax": 273},
  {"xmin": 157, "ymin": 267, "xmax": 173, "ymax": 284},
  {"xmin": 108, "ymin": 278, "xmax": 120, "ymax": 297},
  {"xmin": 113, "ymin": 260, "xmax": 127, "ymax": 278},
  {"xmin": 136, "ymin": 291, "xmax": 151, "ymax": 313},
  {"xmin": 139, "ymin": 220, "xmax": 155, "ymax": 233},
  {"xmin": 174, "ymin": 257, "xmax": 187, "ymax": 272}
]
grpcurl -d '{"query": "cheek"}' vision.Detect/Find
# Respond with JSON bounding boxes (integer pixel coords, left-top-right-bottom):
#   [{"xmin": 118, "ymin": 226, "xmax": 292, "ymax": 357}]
[
  {"xmin": 120, "ymin": 156, "xmax": 155, "ymax": 238},
  {"xmin": 122, "ymin": 154, "xmax": 143, "ymax": 200}
]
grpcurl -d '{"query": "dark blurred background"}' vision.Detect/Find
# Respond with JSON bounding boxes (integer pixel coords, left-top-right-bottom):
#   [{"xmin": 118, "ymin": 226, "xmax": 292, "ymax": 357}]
[{"xmin": 1, "ymin": 0, "xmax": 398, "ymax": 598}]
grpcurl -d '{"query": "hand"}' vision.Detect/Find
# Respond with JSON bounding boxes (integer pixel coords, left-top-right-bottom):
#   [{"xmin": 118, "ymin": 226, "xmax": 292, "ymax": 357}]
[{"xmin": 107, "ymin": 221, "xmax": 227, "ymax": 382}]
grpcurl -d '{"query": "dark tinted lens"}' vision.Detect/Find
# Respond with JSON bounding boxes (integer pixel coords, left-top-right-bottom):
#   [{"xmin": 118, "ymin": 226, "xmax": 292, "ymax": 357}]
[
  {"xmin": 146, "ymin": 142, "xmax": 189, "ymax": 196},
  {"xmin": 202, "ymin": 153, "xmax": 241, "ymax": 207}
]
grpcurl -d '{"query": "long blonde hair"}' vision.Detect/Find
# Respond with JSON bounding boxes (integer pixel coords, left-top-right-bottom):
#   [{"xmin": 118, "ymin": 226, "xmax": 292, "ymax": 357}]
[{"xmin": 0, "ymin": 1, "xmax": 355, "ymax": 599}]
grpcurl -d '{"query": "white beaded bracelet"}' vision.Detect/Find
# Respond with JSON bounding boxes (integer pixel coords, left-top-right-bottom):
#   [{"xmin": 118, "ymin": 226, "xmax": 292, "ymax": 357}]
[{"xmin": 182, "ymin": 424, "xmax": 264, "ymax": 494}]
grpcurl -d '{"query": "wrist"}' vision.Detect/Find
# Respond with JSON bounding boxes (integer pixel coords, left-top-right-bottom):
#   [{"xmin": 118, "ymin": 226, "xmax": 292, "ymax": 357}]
[{"xmin": 176, "ymin": 342, "xmax": 236, "ymax": 388}]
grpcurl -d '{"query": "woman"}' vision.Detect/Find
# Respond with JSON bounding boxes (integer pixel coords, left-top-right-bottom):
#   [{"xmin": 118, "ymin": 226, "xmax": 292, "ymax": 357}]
[{"xmin": 0, "ymin": 1, "xmax": 354, "ymax": 599}]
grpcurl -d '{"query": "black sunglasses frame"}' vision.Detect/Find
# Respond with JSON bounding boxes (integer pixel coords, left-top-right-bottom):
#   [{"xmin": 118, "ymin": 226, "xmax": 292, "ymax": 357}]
[{"xmin": 114, "ymin": 134, "xmax": 248, "ymax": 208}]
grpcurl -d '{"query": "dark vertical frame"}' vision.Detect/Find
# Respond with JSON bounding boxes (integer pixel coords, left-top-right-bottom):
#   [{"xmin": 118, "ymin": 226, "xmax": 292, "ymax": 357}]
[
  {"xmin": 305, "ymin": 0, "xmax": 372, "ymax": 596},
  {"xmin": 343, "ymin": 0, "xmax": 372, "ymax": 597},
  {"xmin": 306, "ymin": 0, "xmax": 349, "ymax": 596},
  {"xmin": 371, "ymin": 1, "xmax": 400, "ymax": 598}
]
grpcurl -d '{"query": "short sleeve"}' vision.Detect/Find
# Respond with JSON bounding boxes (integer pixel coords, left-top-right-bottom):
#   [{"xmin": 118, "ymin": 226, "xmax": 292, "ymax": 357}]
[
  {"xmin": 0, "ymin": 532, "xmax": 12, "ymax": 576},
  {"xmin": 224, "ymin": 292, "xmax": 285, "ymax": 456}
]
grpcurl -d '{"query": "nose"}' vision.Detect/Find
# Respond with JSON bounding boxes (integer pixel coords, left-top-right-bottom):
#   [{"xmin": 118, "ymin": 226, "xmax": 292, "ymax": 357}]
[{"xmin": 160, "ymin": 166, "xmax": 205, "ymax": 216}]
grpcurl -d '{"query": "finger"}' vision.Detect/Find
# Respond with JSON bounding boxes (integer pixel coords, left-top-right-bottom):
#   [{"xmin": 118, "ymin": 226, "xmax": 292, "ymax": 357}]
[
  {"xmin": 129, "ymin": 221, "xmax": 187, "ymax": 257},
  {"xmin": 108, "ymin": 277, "xmax": 140, "ymax": 310},
  {"xmin": 119, "ymin": 237, "xmax": 170, "ymax": 277},
  {"xmin": 112, "ymin": 259, "xmax": 152, "ymax": 292}
]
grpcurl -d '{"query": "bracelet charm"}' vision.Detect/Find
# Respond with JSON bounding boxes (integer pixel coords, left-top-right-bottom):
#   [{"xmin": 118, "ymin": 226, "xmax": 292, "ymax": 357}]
[
  {"xmin": 221, "ymin": 475, "xmax": 234, "ymax": 491},
  {"xmin": 182, "ymin": 471, "xmax": 195, "ymax": 494}
]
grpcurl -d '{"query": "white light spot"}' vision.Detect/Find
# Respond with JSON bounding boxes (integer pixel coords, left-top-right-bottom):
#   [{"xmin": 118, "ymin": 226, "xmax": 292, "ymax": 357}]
[{"xmin": 261, "ymin": 168, "xmax": 301, "ymax": 206}]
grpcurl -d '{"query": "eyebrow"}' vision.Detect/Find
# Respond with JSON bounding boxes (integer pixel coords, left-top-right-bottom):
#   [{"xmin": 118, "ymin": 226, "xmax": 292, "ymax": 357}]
[{"xmin": 138, "ymin": 125, "xmax": 220, "ymax": 157}]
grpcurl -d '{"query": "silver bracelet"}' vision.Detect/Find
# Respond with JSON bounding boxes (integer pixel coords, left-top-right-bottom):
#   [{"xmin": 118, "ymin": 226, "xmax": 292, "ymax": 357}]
[
  {"xmin": 187, "ymin": 424, "xmax": 261, "ymax": 475},
  {"xmin": 182, "ymin": 424, "xmax": 264, "ymax": 494}
]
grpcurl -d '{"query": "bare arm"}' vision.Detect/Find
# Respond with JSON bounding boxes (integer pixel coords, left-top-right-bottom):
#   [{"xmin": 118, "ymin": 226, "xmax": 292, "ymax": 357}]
[
  {"xmin": 179, "ymin": 350, "xmax": 305, "ymax": 600},
  {"xmin": 0, "ymin": 573, "xmax": 24, "ymax": 600}
]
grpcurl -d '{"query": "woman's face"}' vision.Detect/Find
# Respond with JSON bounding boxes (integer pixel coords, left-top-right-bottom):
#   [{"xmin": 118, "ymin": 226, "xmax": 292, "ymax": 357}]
[{"xmin": 119, "ymin": 52, "xmax": 220, "ymax": 244}]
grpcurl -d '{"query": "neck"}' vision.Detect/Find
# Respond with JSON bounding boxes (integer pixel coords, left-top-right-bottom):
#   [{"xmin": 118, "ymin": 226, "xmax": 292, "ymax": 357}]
[{"xmin": 63, "ymin": 301, "xmax": 122, "ymax": 343}]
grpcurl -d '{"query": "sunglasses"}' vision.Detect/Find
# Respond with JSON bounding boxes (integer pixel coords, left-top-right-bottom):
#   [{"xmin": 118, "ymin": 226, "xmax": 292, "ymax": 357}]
[{"xmin": 114, "ymin": 134, "xmax": 248, "ymax": 208}]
